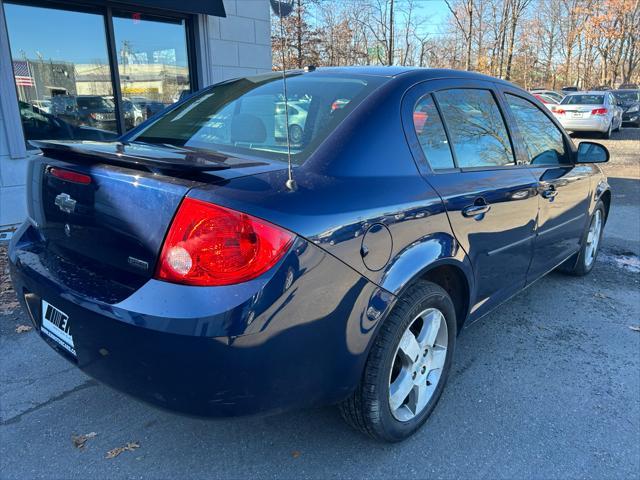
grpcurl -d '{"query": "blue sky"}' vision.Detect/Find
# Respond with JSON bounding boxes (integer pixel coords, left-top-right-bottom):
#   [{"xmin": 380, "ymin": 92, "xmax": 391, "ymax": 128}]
[
  {"xmin": 5, "ymin": 0, "xmax": 450, "ymax": 66},
  {"xmin": 4, "ymin": 2, "xmax": 189, "ymax": 66}
]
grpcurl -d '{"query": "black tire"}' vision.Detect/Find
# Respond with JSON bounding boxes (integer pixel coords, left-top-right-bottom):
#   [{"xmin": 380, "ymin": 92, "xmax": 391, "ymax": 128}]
[
  {"xmin": 601, "ymin": 122, "xmax": 612, "ymax": 139},
  {"xmin": 559, "ymin": 201, "xmax": 606, "ymax": 276},
  {"xmin": 288, "ymin": 124, "xmax": 303, "ymax": 144},
  {"xmin": 339, "ymin": 281, "xmax": 457, "ymax": 442}
]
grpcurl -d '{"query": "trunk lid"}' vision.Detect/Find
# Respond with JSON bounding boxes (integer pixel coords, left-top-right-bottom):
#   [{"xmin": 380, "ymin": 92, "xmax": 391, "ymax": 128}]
[{"xmin": 28, "ymin": 141, "xmax": 284, "ymax": 296}]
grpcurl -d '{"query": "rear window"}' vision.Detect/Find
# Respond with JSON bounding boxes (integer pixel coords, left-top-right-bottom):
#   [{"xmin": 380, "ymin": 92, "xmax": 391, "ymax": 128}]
[
  {"xmin": 561, "ymin": 95, "xmax": 605, "ymax": 105},
  {"xmin": 132, "ymin": 73, "xmax": 384, "ymax": 165}
]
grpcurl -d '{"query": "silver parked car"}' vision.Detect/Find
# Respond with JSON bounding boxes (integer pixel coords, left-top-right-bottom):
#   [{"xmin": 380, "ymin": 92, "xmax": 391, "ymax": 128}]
[{"xmin": 552, "ymin": 91, "xmax": 623, "ymax": 138}]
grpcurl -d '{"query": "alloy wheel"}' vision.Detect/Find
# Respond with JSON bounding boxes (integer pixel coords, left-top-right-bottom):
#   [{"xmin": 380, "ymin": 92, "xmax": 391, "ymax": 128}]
[
  {"xmin": 388, "ymin": 308, "xmax": 448, "ymax": 422},
  {"xmin": 585, "ymin": 209, "xmax": 602, "ymax": 268}
]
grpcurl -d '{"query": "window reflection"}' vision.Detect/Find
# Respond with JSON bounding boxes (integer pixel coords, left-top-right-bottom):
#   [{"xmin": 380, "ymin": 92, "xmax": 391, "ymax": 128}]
[
  {"xmin": 506, "ymin": 94, "xmax": 568, "ymax": 166},
  {"xmin": 5, "ymin": 3, "xmax": 118, "ymax": 142},
  {"xmin": 113, "ymin": 11, "xmax": 191, "ymax": 131},
  {"xmin": 435, "ymin": 89, "xmax": 514, "ymax": 168},
  {"xmin": 413, "ymin": 95, "xmax": 455, "ymax": 169}
]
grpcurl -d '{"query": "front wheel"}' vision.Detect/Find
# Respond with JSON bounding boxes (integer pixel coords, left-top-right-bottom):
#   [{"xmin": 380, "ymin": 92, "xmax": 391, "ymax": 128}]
[
  {"xmin": 339, "ymin": 281, "xmax": 456, "ymax": 442},
  {"xmin": 288, "ymin": 124, "xmax": 303, "ymax": 144},
  {"xmin": 560, "ymin": 201, "xmax": 605, "ymax": 276}
]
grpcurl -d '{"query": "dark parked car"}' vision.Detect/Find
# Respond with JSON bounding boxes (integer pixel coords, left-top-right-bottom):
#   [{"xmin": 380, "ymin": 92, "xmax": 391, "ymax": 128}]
[
  {"xmin": 9, "ymin": 68, "xmax": 611, "ymax": 442},
  {"xmin": 612, "ymin": 89, "xmax": 640, "ymax": 127},
  {"xmin": 50, "ymin": 95, "xmax": 117, "ymax": 131},
  {"xmin": 18, "ymin": 101, "xmax": 117, "ymax": 142}
]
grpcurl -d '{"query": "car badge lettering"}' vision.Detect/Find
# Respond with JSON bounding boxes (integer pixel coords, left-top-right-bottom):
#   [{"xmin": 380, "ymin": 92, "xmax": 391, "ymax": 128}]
[{"xmin": 128, "ymin": 256, "xmax": 149, "ymax": 271}]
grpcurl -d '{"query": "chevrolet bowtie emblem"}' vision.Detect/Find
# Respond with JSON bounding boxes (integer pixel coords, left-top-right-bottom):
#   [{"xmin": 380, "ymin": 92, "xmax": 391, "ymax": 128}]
[{"xmin": 54, "ymin": 193, "xmax": 77, "ymax": 214}]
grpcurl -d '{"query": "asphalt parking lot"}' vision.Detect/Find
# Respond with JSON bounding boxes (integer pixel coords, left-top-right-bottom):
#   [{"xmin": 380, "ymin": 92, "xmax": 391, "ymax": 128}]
[{"xmin": 1, "ymin": 129, "xmax": 639, "ymax": 479}]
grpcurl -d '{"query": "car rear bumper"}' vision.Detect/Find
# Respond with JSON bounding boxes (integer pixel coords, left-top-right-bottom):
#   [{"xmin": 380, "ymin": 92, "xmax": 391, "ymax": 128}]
[
  {"xmin": 558, "ymin": 116, "xmax": 609, "ymax": 132},
  {"xmin": 9, "ymin": 221, "xmax": 392, "ymax": 417}
]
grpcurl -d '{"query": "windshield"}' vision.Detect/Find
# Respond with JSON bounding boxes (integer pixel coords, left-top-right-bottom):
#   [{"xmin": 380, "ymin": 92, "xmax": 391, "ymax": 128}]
[
  {"xmin": 77, "ymin": 96, "xmax": 114, "ymax": 109},
  {"xmin": 561, "ymin": 95, "xmax": 605, "ymax": 105},
  {"xmin": 131, "ymin": 73, "xmax": 385, "ymax": 165},
  {"xmin": 613, "ymin": 91, "xmax": 640, "ymax": 103}
]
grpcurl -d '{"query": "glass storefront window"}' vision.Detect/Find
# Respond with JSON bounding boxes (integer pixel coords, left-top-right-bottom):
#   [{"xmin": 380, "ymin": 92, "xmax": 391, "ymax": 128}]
[
  {"xmin": 113, "ymin": 12, "xmax": 191, "ymax": 131},
  {"xmin": 3, "ymin": 2, "xmax": 193, "ymax": 144},
  {"xmin": 4, "ymin": 3, "xmax": 118, "ymax": 142}
]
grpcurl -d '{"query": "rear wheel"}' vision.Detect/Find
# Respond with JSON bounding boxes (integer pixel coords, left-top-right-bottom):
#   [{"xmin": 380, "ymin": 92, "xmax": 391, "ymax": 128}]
[
  {"xmin": 601, "ymin": 122, "xmax": 612, "ymax": 139},
  {"xmin": 339, "ymin": 281, "xmax": 456, "ymax": 442},
  {"xmin": 559, "ymin": 201, "xmax": 605, "ymax": 276}
]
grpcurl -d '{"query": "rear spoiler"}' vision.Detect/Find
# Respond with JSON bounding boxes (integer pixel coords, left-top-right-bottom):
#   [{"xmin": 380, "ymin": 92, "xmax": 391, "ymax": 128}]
[{"xmin": 30, "ymin": 140, "xmax": 268, "ymax": 173}]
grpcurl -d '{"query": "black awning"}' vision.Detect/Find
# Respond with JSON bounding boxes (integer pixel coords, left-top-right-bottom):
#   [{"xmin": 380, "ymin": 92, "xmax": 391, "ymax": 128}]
[{"xmin": 74, "ymin": 0, "xmax": 226, "ymax": 17}]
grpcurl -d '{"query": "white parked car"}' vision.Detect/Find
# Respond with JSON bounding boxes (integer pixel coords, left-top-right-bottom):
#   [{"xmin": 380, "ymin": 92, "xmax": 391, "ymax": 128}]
[{"xmin": 552, "ymin": 91, "xmax": 623, "ymax": 138}]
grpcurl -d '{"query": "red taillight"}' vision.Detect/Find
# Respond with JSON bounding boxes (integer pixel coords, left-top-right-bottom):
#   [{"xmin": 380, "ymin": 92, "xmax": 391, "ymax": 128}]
[
  {"xmin": 591, "ymin": 108, "xmax": 608, "ymax": 115},
  {"xmin": 553, "ymin": 108, "xmax": 566, "ymax": 114},
  {"xmin": 49, "ymin": 167, "xmax": 92, "ymax": 184},
  {"xmin": 156, "ymin": 198, "xmax": 294, "ymax": 286}
]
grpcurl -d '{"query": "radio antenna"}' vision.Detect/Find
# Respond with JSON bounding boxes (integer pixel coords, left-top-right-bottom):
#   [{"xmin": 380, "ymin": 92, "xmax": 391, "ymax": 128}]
[{"xmin": 271, "ymin": 0, "xmax": 297, "ymax": 191}]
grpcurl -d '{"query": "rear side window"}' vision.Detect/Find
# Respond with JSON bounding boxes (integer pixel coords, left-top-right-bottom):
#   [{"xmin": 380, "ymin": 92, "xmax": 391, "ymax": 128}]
[
  {"xmin": 413, "ymin": 95, "xmax": 455, "ymax": 169},
  {"xmin": 506, "ymin": 94, "xmax": 569, "ymax": 166},
  {"xmin": 435, "ymin": 89, "xmax": 514, "ymax": 168}
]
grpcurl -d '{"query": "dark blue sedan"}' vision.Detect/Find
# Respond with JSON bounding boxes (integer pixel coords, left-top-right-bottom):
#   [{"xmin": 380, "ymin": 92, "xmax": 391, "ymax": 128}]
[{"xmin": 9, "ymin": 67, "xmax": 611, "ymax": 442}]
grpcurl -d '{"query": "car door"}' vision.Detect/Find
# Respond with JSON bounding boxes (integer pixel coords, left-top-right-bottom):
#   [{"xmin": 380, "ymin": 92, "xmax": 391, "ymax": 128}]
[
  {"xmin": 500, "ymin": 89, "xmax": 592, "ymax": 281},
  {"xmin": 403, "ymin": 79, "xmax": 539, "ymax": 321}
]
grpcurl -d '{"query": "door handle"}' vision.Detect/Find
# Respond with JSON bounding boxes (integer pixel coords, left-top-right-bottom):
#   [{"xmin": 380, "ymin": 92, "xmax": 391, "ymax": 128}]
[
  {"xmin": 462, "ymin": 202, "xmax": 491, "ymax": 218},
  {"xmin": 541, "ymin": 186, "xmax": 558, "ymax": 200}
]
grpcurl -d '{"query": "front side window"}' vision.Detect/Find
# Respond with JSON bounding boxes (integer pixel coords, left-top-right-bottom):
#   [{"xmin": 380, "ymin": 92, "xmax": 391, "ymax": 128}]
[
  {"xmin": 132, "ymin": 74, "xmax": 384, "ymax": 165},
  {"xmin": 506, "ymin": 94, "xmax": 569, "ymax": 166},
  {"xmin": 412, "ymin": 95, "xmax": 455, "ymax": 169},
  {"xmin": 434, "ymin": 89, "xmax": 515, "ymax": 168},
  {"xmin": 4, "ymin": 3, "xmax": 117, "ymax": 141}
]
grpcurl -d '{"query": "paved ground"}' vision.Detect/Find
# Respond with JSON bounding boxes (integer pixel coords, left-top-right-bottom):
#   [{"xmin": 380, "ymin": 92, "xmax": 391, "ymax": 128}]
[{"xmin": 1, "ymin": 129, "xmax": 639, "ymax": 479}]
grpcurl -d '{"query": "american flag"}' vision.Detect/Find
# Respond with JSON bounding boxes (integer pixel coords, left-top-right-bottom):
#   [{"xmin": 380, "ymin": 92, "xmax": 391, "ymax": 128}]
[{"xmin": 13, "ymin": 60, "xmax": 35, "ymax": 87}]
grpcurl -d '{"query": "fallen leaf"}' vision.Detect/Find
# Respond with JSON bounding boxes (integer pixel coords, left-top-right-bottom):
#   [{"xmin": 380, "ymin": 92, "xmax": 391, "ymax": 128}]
[
  {"xmin": 72, "ymin": 432, "xmax": 97, "ymax": 449},
  {"xmin": 291, "ymin": 451, "xmax": 301, "ymax": 458},
  {"xmin": 15, "ymin": 325, "xmax": 32, "ymax": 334},
  {"xmin": 629, "ymin": 325, "xmax": 640, "ymax": 332},
  {"xmin": 105, "ymin": 442, "xmax": 140, "ymax": 459}
]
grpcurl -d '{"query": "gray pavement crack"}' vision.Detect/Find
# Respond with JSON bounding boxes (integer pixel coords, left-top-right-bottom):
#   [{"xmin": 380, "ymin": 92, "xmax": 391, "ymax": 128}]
[{"xmin": 0, "ymin": 379, "xmax": 99, "ymax": 426}]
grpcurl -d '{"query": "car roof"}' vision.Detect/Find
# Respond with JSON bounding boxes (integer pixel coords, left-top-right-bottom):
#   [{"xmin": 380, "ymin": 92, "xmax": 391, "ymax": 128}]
[
  {"xmin": 304, "ymin": 66, "xmax": 505, "ymax": 82},
  {"xmin": 566, "ymin": 91, "xmax": 608, "ymax": 95}
]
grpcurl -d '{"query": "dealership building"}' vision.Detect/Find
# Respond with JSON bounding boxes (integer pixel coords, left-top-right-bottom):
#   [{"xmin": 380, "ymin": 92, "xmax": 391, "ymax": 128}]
[{"xmin": 0, "ymin": 0, "xmax": 272, "ymax": 234}]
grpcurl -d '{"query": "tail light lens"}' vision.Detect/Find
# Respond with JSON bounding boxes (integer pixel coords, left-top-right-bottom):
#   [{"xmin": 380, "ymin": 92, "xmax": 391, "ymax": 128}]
[
  {"xmin": 553, "ymin": 107, "xmax": 565, "ymax": 114},
  {"xmin": 156, "ymin": 198, "xmax": 294, "ymax": 286},
  {"xmin": 49, "ymin": 167, "xmax": 92, "ymax": 184},
  {"xmin": 591, "ymin": 108, "xmax": 608, "ymax": 115}
]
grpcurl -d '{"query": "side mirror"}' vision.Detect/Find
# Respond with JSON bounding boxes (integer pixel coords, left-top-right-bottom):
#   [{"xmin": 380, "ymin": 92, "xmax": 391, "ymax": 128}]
[{"xmin": 577, "ymin": 141, "xmax": 609, "ymax": 163}]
